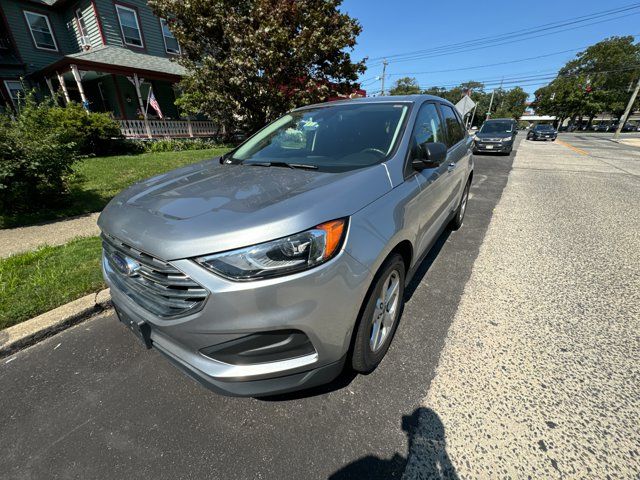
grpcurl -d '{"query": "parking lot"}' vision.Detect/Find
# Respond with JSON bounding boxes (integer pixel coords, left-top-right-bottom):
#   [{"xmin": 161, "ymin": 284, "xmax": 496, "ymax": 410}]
[{"xmin": 1, "ymin": 133, "xmax": 638, "ymax": 479}]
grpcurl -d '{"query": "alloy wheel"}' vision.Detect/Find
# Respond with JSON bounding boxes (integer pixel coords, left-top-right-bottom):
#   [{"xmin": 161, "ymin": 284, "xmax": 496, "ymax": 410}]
[{"xmin": 369, "ymin": 270, "xmax": 401, "ymax": 352}]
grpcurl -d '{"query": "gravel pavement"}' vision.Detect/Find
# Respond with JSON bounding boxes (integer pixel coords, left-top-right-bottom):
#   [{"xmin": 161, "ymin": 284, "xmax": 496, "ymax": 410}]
[
  {"xmin": 403, "ymin": 136, "xmax": 640, "ymax": 479},
  {"xmin": 0, "ymin": 213, "xmax": 100, "ymax": 258}
]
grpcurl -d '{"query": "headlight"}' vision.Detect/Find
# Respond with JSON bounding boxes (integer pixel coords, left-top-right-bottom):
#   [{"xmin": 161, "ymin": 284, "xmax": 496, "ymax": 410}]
[
  {"xmin": 501, "ymin": 137, "xmax": 511, "ymax": 142},
  {"xmin": 196, "ymin": 218, "xmax": 348, "ymax": 281}
]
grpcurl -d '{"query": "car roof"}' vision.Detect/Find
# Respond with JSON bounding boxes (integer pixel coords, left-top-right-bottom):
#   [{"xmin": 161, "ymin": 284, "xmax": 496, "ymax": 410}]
[
  {"xmin": 484, "ymin": 118, "xmax": 514, "ymax": 122},
  {"xmin": 295, "ymin": 94, "xmax": 454, "ymax": 111}
]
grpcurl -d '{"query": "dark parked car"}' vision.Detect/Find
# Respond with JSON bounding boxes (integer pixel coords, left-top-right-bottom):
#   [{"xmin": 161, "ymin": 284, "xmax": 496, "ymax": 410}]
[
  {"xmin": 473, "ymin": 118, "xmax": 517, "ymax": 154},
  {"xmin": 527, "ymin": 124, "xmax": 557, "ymax": 141},
  {"xmin": 593, "ymin": 123, "xmax": 609, "ymax": 132}
]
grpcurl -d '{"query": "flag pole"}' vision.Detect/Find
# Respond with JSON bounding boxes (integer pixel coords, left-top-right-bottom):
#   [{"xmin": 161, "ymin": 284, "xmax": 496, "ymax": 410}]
[{"xmin": 145, "ymin": 85, "xmax": 152, "ymax": 117}]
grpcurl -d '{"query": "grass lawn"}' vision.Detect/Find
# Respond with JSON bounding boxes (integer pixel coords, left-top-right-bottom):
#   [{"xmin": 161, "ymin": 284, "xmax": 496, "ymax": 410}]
[
  {"xmin": 1, "ymin": 147, "xmax": 230, "ymax": 228},
  {"xmin": 0, "ymin": 236, "xmax": 104, "ymax": 330}
]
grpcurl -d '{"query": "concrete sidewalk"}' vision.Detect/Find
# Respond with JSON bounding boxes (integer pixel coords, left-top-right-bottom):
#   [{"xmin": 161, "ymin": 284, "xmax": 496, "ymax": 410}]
[
  {"xmin": 404, "ymin": 138, "xmax": 640, "ymax": 478},
  {"xmin": 0, "ymin": 212, "xmax": 100, "ymax": 258}
]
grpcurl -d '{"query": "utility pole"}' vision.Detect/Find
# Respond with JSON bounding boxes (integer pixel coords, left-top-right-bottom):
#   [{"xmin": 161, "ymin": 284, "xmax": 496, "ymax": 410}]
[
  {"xmin": 380, "ymin": 59, "xmax": 388, "ymax": 96},
  {"xmin": 486, "ymin": 90, "xmax": 495, "ymax": 120},
  {"xmin": 613, "ymin": 76, "xmax": 640, "ymax": 140},
  {"xmin": 486, "ymin": 77, "xmax": 504, "ymax": 120}
]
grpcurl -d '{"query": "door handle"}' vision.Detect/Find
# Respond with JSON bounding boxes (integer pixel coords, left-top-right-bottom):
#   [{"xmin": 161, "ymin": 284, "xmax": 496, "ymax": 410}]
[{"xmin": 447, "ymin": 163, "xmax": 456, "ymax": 172}]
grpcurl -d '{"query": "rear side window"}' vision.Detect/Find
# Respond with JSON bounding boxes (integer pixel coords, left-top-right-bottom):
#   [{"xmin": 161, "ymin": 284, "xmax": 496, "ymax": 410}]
[{"xmin": 440, "ymin": 104, "xmax": 465, "ymax": 147}]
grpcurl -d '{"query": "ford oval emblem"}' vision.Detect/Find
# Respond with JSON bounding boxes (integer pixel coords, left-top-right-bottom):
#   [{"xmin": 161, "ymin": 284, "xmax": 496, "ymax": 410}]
[{"xmin": 110, "ymin": 252, "xmax": 140, "ymax": 277}]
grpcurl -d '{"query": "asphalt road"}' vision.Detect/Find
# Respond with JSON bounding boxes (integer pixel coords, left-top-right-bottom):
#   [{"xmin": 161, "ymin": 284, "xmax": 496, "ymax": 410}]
[{"xmin": 0, "ymin": 139, "xmax": 519, "ymax": 480}]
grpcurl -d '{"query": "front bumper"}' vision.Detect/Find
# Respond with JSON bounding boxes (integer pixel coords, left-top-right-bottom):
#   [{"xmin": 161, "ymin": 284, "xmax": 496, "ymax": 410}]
[
  {"xmin": 103, "ymin": 245, "xmax": 371, "ymax": 396},
  {"xmin": 530, "ymin": 134, "xmax": 557, "ymax": 140},
  {"xmin": 473, "ymin": 141, "xmax": 512, "ymax": 152}
]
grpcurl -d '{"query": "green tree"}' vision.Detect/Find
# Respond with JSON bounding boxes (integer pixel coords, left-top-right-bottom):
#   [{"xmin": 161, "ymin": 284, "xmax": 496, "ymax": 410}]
[
  {"xmin": 493, "ymin": 87, "xmax": 528, "ymax": 120},
  {"xmin": 533, "ymin": 36, "xmax": 640, "ymax": 124},
  {"xmin": 389, "ymin": 77, "xmax": 421, "ymax": 95},
  {"xmin": 148, "ymin": 0, "xmax": 366, "ymax": 134}
]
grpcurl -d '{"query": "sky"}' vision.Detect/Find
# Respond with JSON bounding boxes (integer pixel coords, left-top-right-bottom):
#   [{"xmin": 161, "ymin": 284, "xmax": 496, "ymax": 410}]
[{"xmin": 340, "ymin": 0, "xmax": 640, "ymax": 99}]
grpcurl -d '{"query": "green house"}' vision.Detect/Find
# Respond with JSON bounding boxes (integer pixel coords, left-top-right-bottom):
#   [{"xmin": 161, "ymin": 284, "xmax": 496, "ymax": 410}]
[{"xmin": 0, "ymin": 0, "xmax": 215, "ymax": 137}]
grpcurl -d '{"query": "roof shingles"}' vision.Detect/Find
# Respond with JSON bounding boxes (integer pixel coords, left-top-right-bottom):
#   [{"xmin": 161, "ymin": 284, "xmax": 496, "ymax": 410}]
[{"xmin": 64, "ymin": 46, "xmax": 186, "ymax": 76}]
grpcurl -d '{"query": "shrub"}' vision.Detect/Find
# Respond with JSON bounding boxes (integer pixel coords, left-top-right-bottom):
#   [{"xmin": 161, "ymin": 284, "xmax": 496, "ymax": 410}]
[
  {"xmin": 46, "ymin": 102, "xmax": 124, "ymax": 156},
  {"xmin": 0, "ymin": 101, "xmax": 77, "ymax": 213},
  {"xmin": 141, "ymin": 138, "xmax": 227, "ymax": 153}
]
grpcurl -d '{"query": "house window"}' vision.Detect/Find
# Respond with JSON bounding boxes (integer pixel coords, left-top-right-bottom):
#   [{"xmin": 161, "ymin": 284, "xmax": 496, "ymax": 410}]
[
  {"xmin": 4, "ymin": 80, "xmax": 25, "ymax": 107},
  {"xmin": 160, "ymin": 19, "xmax": 179, "ymax": 54},
  {"xmin": 76, "ymin": 8, "xmax": 90, "ymax": 46},
  {"xmin": 24, "ymin": 11, "xmax": 58, "ymax": 51},
  {"xmin": 115, "ymin": 4, "xmax": 143, "ymax": 48}
]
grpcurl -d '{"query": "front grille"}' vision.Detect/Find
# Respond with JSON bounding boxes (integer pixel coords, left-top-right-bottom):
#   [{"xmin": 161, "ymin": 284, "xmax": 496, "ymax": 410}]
[{"xmin": 102, "ymin": 234, "xmax": 208, "ymax": 318}]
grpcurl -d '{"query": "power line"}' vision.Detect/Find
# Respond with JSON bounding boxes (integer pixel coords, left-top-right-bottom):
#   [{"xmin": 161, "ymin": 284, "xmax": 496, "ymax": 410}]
[
  {"xmin": 367, "ymin": 2, "xmax": 640, "ymax": 63},
  {"xmin": 366, "ymin": 5, "xmax": 640, "ymax": 67},
  {"xmin": 380, "ymin": 38, "xmax": 638, "ymax": 78},
  {"xmin": 367, "ymin": 65, "xmax": 640, "ymax": 95}
]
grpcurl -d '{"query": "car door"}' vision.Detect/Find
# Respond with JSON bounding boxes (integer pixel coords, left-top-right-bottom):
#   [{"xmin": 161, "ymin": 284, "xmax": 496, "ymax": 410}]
[
  {"xmin": 438, "ymin": 103, "xmax": 470, "ymax": 213},
  {"xmin": 405, "ymin": 101, "xmax": 451, "ymax": 258}
]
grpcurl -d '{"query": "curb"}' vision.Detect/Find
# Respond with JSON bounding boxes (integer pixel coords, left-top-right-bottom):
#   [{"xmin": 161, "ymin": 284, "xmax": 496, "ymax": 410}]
[{"xmin": 0, "ymin": 288, "xmax": 111, "ymax": 359}]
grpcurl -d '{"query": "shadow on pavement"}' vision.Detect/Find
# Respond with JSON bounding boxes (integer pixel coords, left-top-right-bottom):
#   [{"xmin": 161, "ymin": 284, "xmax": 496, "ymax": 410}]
[{"xmin": 329, "ymin": 407, "xmax": 459, "ymax": 480}]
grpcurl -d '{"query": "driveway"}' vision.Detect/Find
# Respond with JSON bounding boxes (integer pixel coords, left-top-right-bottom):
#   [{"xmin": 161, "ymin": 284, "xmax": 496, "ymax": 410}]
[{"xmin": 0, "ymin": 141, "xmax": 518, "ymax": 479}]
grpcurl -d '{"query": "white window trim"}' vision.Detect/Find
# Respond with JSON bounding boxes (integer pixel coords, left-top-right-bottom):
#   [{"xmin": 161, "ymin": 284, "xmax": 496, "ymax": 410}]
[
  {"xmin": 160, "ymin": 18, "xmax": 180, "ymax": 55},
  {"xmin": 4, "ymin": 80, "xmax": 24, "ymax": 107},
  {"xmin": 23, "ymin": 10, "xmax": 58, "ymax": 52},
  {"xmin": 115, "ymin": 4, "xmax": 144, "ymax": 48},
  {"xmin": 75, "ymin": 7, "xmax": 91, "ymax": 45}
]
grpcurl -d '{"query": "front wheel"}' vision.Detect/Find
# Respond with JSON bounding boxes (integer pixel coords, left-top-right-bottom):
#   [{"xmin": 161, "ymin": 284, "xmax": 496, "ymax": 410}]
[{"xmin": 351, "ymin": 254, "xmax": 406, "ymax": 373}]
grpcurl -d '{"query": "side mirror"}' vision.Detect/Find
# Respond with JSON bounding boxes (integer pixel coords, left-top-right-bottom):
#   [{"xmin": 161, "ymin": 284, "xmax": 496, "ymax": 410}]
[
  {"xmin": 412, "ymin": 142, "xmax": 447, "ymax": 170},
  {"xmin": 513, "ymin": 130, "xmax": 518, "ymax": 135}
]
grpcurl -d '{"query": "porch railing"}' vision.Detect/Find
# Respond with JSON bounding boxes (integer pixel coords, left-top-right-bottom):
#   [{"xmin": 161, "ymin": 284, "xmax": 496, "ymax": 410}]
[{"xmin": 118, "ymin": 119, "xmax": 219, "ymax": 139}]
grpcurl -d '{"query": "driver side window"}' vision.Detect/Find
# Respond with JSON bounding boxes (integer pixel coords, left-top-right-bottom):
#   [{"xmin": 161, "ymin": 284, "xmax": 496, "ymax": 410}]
[{"xmin": 410, "ymin": 103, "xmax": 444, "ymax": 159}]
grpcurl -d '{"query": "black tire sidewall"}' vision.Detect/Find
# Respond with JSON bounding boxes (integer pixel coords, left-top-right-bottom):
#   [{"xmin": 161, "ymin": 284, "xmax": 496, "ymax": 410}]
[{"xmin": 351, "ymin": 254, "xmax": 406, "ymax": 373}]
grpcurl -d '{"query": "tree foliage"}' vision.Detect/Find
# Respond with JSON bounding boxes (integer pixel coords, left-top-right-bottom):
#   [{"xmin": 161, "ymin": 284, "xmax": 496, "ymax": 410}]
[
  {"xmin": 149, "ymin": 0, "xmax": 366, "ymax": 133},
  {"xmin": 533, "ymin": 36, "xmax": 640, "ymax": 122},
  {"xmin": 401, "ymin": 79, "xmax": 529, "ymax": 126},
  {"xmin": 389, "ymin": 77, "xmax": 421, "ymax": 95}
]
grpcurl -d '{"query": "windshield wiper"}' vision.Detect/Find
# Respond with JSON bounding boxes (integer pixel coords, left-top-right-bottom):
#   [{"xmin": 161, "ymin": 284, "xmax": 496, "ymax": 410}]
[{"xmin": 245, "ymin": 161, "xmax": 318, "ymax": 170}]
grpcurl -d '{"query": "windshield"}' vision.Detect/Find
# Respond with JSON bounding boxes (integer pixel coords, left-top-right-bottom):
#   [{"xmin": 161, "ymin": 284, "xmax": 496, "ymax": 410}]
[
  {"xmin": 535, "ymin": 124, "xmax": 554, "ymax": 131},
  {"xmin": 480, "ymin": 121, "xmax": 513, "ymax": 134},
  {"xmin": 231, "ymin": 103, "xmax": 409, "ymax": 172}
]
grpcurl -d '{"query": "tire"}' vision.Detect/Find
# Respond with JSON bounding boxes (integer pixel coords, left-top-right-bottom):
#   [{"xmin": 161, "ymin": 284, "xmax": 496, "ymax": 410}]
[
  {"xmin": 351, "ymin": 254, "xmax": 405, "ymax": 374},
  {"xmin": 450, "ymin": 178, "xmax": 471, "ymax": 231}
]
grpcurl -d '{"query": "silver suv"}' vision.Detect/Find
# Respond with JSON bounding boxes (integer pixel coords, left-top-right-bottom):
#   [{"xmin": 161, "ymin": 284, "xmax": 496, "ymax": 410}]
[{"xmin": 98, "ymin": 95, "xmax": 473, "ymax": 396}]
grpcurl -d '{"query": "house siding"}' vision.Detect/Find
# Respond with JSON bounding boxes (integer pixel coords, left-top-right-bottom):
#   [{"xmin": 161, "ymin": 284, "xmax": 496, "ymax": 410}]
[
  {"xmin": 63, "ymin": 1, "xmax": 102, "ymax": 51},
  {"xmin": 1, "ymin": 0, "xmax": 76, "ymax": 72},
  {"xmin": 95, "ymin": 0, "xmax": 168, "ymax": 58}
]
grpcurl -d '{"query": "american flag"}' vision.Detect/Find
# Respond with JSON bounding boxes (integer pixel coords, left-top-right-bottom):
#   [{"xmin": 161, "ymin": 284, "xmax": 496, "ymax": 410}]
[{"xmin": 148, "ymin": 89, "xmax": 163, "ymax": 119}]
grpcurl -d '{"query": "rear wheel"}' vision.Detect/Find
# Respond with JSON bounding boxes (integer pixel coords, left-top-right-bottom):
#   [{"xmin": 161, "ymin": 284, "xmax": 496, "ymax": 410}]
[
  {"xmin": 450, "ymin": 178, "xmax": 471, "ymax": 230},
  {"xmin": 351, "ymin": 254, "xmax": 405, "ymax": 373}
]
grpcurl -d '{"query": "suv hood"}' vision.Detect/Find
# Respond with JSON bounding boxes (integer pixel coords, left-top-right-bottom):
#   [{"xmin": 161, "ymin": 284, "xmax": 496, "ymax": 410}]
[{"xmin": 98, "ymin": 158, "xmax": 392, "ymax": 260}]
